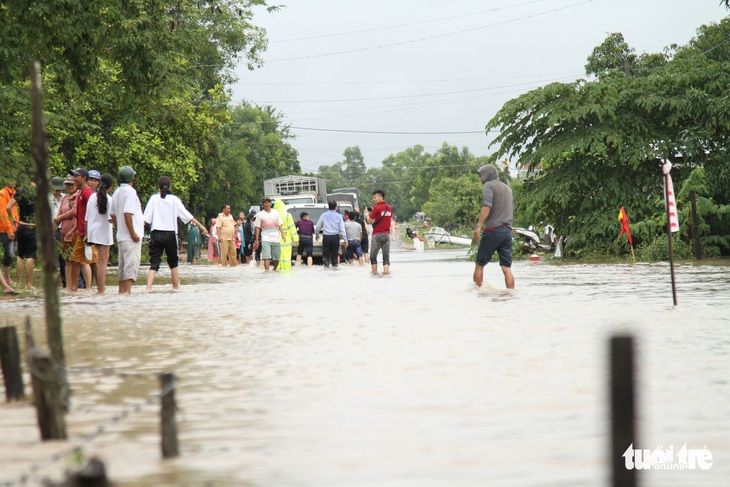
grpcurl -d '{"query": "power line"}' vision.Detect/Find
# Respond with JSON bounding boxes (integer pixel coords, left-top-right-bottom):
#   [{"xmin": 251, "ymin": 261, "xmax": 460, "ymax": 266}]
[
  {"xmin": 290, "ymin": 126, "xmax": 495, "ymax": 135},
  {"xmin": 251, "ymin": 75, "xmax": 582, "ymax": 104},
  {"xmin": 267, "ymin": 0, "xmax": 597, "ymax": 62},
  {"xmin": 239, "ymin": 72, "xmax": 581, "ymax": 86},
  {"xmin": 270, "ymin": 0, "xmax": 552, "ymax": 43}
]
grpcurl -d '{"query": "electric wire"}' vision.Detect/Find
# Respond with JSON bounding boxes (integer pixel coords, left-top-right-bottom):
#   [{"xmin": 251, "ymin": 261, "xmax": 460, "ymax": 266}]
[
  {"xmin": 266, "ymin": 0, "xmax": 597, "ymax": 62},
  {"xmin": 250, "ymin": 74, "xmax": 583, "ymax": 104},
  {"xmin": 270, "ymin": 0, "xmax": 553, "ymax": 43}
]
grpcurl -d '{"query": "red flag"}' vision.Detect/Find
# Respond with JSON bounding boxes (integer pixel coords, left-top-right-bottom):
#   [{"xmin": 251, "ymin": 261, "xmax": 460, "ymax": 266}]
[{"xmin": 618, "ymin": 207, "xmax": 633, "ymax": 246}]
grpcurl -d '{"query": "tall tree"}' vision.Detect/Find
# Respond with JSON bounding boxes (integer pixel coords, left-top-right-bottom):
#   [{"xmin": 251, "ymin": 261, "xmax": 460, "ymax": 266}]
[
  {"xmin": 585, "ymin": 33, "xmax": 637, "ymax": 77},
  {"xmin": 0, "ymin": 1, "xmax": 273, "ymax": 198},
  {"xmin": 341, "ymin": 146, "xmax": 367, "ymax": 186},
  {"xmin": 486, "ymin": 23, "xmax": 730, "ymax": 256},
  {"xmin": 189, "ymin": 102, "xmax": 300, "ymax": 219}
]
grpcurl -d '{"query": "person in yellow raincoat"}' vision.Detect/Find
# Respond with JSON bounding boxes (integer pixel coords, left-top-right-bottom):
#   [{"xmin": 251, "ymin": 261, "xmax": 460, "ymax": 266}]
[{"xmin": 273, "ymin": 199, "xmax": 298, "ymax": 270}]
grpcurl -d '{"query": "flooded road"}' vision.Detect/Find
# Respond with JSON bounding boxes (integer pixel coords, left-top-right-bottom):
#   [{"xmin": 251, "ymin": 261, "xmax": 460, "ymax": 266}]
[{"xmin": 1, "ymin": 250, "xmax": 729, "ymax": 486}]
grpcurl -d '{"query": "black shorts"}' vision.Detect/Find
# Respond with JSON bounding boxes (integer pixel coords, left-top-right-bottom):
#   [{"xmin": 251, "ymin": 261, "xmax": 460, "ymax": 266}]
[
  {"xmin": 298, "ymin": 235, "xmax": 313, "ymax": 258},
  {"xmin": 17, "ymin": 225, "xmax": 37, "ymax": 259},
  {"xmin": 149, "ymin": 230, "xmax": 179, "ymax": 271}
]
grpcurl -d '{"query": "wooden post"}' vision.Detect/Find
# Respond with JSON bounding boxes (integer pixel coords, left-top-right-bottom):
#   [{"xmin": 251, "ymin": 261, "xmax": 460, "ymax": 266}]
[
  {"xmin": 611, "ymin": 335, "xmax": 637, "ymax": 487},
  {"xmin": 24, "ymin": 315, "xmax": 35, "ymax": 368},
  {"xmin": 29, "ymin": 348, "xmax": 67, "ymax": 440},
  {"xmin": 0, "ymin": 326, "xmax": 25, "ymax": 401},
  {"xmin": 160, "ymin": 372, "xmax": 179, "ymax": 458},
  {"xmin": 67, "ymin": 457, "xmax": 110, "ymax": 487},
  {"xmin": 30, "ymin": 61, "xmax": 68, "ymax": 409},
  {"xmin": 689, "ymin": 190, "xmax": 701, "ymax": 260}
]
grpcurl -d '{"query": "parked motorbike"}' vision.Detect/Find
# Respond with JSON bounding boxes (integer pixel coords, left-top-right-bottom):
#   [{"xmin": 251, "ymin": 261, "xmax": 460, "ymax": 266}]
[
  {"xmin": 512, "ymin": 224, "xmax": 568, "ymax": 256},
  {"xmin": 406, "ymin": 226, "xmax": 418, "ymax": 239}
]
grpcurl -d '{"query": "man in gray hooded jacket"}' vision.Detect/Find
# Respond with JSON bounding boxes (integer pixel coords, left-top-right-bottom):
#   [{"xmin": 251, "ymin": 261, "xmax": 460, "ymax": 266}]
[{"xmin": 473, "ymin": 164, "xmax": 515, "ymax": 288}]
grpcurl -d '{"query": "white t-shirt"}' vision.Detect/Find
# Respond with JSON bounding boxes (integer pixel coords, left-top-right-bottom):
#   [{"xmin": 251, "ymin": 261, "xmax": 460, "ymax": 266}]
[
  {"xmin": 143, "ymin": 193, "xmax": 193, "ymax": 233},
  {"xmin": 254, "ymin": 210, "xmax": 283, "ymax": 243},
  {"xmin": 85, "ymin": 193, "xmax": 114, "ymax": 246},
  {"xmin": 110, "ymin": 183, "xmax": 144, "ymax": 242}
]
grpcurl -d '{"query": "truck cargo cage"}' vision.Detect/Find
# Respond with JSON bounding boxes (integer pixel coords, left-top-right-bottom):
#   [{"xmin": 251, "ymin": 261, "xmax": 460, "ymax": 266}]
[{"xmin": 264, "ymin": 176, "xmax": 327, "ymax": 202}]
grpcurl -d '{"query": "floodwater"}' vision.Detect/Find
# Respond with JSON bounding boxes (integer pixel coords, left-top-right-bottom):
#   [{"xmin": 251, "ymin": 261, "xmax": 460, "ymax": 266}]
[{"xmin": 1, "ymin": 248, "xmax": 729, "ymax": 487}]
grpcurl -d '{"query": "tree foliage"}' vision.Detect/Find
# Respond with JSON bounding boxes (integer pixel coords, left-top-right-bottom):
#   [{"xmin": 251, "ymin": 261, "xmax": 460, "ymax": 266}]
[
  {"xmin": 486, "ymin": 21, "xmax": 730, "ymax": 257},
  {"xmin": 0, "ymin": 0, "xmax": 280, "ymax": 220},
  {"xmin": 191, "ymin": 102, "xmax": 300, "ymax": 219}
]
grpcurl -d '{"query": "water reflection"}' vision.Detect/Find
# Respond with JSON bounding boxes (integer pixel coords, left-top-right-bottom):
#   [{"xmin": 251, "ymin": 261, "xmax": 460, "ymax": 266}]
[{"xmin": 1, "ymin": 253, "xmax": 728, "ymax": 486}]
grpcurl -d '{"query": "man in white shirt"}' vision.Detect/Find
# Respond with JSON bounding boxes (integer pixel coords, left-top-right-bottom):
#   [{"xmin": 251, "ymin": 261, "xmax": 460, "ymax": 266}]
[
  {"xmin": 109, "ymin": 166, "xmax": 144, "ymax": 294},
  {"xmin": 253, "ymin": 198, "xmax": 285, "ymax": 271}
]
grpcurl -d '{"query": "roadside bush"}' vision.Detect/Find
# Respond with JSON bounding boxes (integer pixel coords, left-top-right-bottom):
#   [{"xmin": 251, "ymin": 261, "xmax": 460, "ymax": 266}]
[{"xmin": 636, "ymin": 234, "xmax": 694, "ymax": 261}]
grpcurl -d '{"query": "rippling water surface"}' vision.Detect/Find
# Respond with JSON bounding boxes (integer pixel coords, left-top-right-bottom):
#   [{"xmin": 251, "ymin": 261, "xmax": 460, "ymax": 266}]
[{"xmin": 1, "ymin": 250, "xmax": 729, "ymax": 486}]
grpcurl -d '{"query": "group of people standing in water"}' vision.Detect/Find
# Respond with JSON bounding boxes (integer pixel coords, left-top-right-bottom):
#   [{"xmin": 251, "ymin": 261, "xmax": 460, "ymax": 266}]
[{"xmin": 1, "ymin": 173, "xmax": 403, "ymax": 295}]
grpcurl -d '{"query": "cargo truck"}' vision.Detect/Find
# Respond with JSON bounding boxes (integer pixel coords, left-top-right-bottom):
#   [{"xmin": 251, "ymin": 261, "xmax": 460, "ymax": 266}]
[
  {"xmin": 264, "ymin": 175, "xmax": 327, "ymax": 205},
  {"xmin": 327, "ymin": 188, "xmax": 360, "ymax": 214}
]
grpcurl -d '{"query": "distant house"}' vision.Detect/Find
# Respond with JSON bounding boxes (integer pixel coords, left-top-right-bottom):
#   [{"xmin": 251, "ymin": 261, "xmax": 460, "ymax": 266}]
[{"xmin": 517, "ymin": 161, "xmax": 543, "ymax": 179}]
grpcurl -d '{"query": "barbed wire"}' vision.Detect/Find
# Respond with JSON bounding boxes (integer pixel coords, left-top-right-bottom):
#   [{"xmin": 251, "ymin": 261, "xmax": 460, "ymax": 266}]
[{"xmin": 2, "ymin": 365, "xmax": 178, "ymax": 487}]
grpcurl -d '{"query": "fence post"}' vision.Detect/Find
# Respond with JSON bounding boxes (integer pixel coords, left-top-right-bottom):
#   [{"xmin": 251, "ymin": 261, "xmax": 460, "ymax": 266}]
[
  {"xmin": 160, "ymin": 372, "xmax": 179, "ymax": 458},
  {"xmin": 67, "ymin": 457, "xmax": 109, "ymax": 486},
  {"xmin": 611, "ymin": 335, "xmax": 637, "ymax": 487},
  {"xmin": 24, "ymin": 316, "xmax": 35, "ymax": 368},
  {"xmin": 0, "ymin": 326, "xmax": 25, "ymax": 401},
  {"xmin": 29, "ymin": 348, "xmax": 67, "ymax": 440},
  {"xmin": 30, "ymin": 61, "xmax": 69, "ymax": 410}
]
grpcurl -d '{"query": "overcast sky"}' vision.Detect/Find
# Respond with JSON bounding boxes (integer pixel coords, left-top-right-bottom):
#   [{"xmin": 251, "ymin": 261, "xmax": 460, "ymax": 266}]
[{"xmin": 231, "ymin": 1, "xmax": 728, "ymax": 173}]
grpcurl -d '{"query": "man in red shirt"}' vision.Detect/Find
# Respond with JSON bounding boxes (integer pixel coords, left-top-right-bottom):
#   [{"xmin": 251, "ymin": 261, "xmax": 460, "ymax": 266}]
[
  {"xmin": 366, "ymin": 189, "xmax": 392, "ymax": 275},
  {"xmin": 69, "ymin": 168, "xmax": 98, "ymax": 291}
]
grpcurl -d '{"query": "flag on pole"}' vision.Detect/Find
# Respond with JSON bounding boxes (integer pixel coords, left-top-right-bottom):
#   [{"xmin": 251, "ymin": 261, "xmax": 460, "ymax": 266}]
[
  {"xmin": 662, "ymin": 161, "xmax": 679, "ymax": 233},
  {"xmin": 618, "ymin": 207, "xmax": 633, "ymax": 246}
]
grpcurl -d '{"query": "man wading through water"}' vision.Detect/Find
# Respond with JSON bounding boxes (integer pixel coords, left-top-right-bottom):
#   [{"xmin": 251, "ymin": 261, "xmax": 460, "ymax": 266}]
[{"xmin": 473, "ymin": 164, "xmax": 515, "ymax": 289}]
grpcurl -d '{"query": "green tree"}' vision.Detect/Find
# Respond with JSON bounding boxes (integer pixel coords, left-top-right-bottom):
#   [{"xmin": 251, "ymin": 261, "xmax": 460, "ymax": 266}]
[
  {"xmin": 191, "ymin": 102, "xmax": 300, "ymax": 219},
  {"xmin": 341, "ymin": 146, "xmax": 367, "ymax": 186},
  {"xmin": 0, "ymin": 1, "xmax": 273, "ymax": 200},
  {"xmin": 422, "ymin": 173, "xmax": 483, "ymax": 229},
  {"xmin": 585, "ymin": 32, "xmax": 637, "ymax": 77},
  {"xmin": 487, "ymin": 23, "xmax": 730, "ymax": 257}
]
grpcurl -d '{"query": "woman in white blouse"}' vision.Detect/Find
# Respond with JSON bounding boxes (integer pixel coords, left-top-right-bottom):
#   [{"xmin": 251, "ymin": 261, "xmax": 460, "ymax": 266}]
[
  {"xmin": 85, "ymin": 174, "xmax": 114, "ymax": 293},
  {"xmin": 143, "ymin": 176, "xmax": 208, "ymax": 291}
]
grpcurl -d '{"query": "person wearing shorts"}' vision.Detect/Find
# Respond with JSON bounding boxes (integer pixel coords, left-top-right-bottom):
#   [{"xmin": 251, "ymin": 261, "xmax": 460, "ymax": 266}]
[
  {"xmin": 143, "ymin": 176, "xmax": 208, "ymax": 291},
  {"xmin": 295, "ymin": 212, "xmax": 315, "ymax": 266},
  {"xmin": 110, "ymin": 166, "xmax": 144, "ymax": 294},
  {"xmin": 253, "ymin": 198, "xmax": 284, "ymax": 271},
  {"xmin": 0, "ymin": 180, "xmax": 18, "ymax": 285},
  {"xmin": 344, "ymin": 213, "xmax": 363, "ymax": 265},
  {"xmin": 473, "ymin": 164, "xmax": 515, "ymax": 289},
  {"xmin": 7, "ymin": 186, "xmax": 37, "ymax": 289}
]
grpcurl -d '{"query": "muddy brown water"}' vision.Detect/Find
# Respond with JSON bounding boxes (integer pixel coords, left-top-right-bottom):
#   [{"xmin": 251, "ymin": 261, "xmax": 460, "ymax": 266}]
[{"xmin": 1, "ymin": 250, "xmax": 729, "ymax": 486}]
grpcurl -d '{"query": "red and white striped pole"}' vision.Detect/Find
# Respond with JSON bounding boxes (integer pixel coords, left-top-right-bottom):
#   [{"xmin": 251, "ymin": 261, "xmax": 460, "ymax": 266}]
[{"xmin": 662, "ymin": 156, "xmax": 678, "ymax": 306}]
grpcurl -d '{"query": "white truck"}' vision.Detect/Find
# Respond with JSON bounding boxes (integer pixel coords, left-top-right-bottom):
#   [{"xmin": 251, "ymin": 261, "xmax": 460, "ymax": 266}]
[
  {"xmin": 264, "ymin": 175, "xmax": 327, "ymax": 205},
  {"xmin": 326, "ymin": 188, "xmax": 360, "ymax": 214}
]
